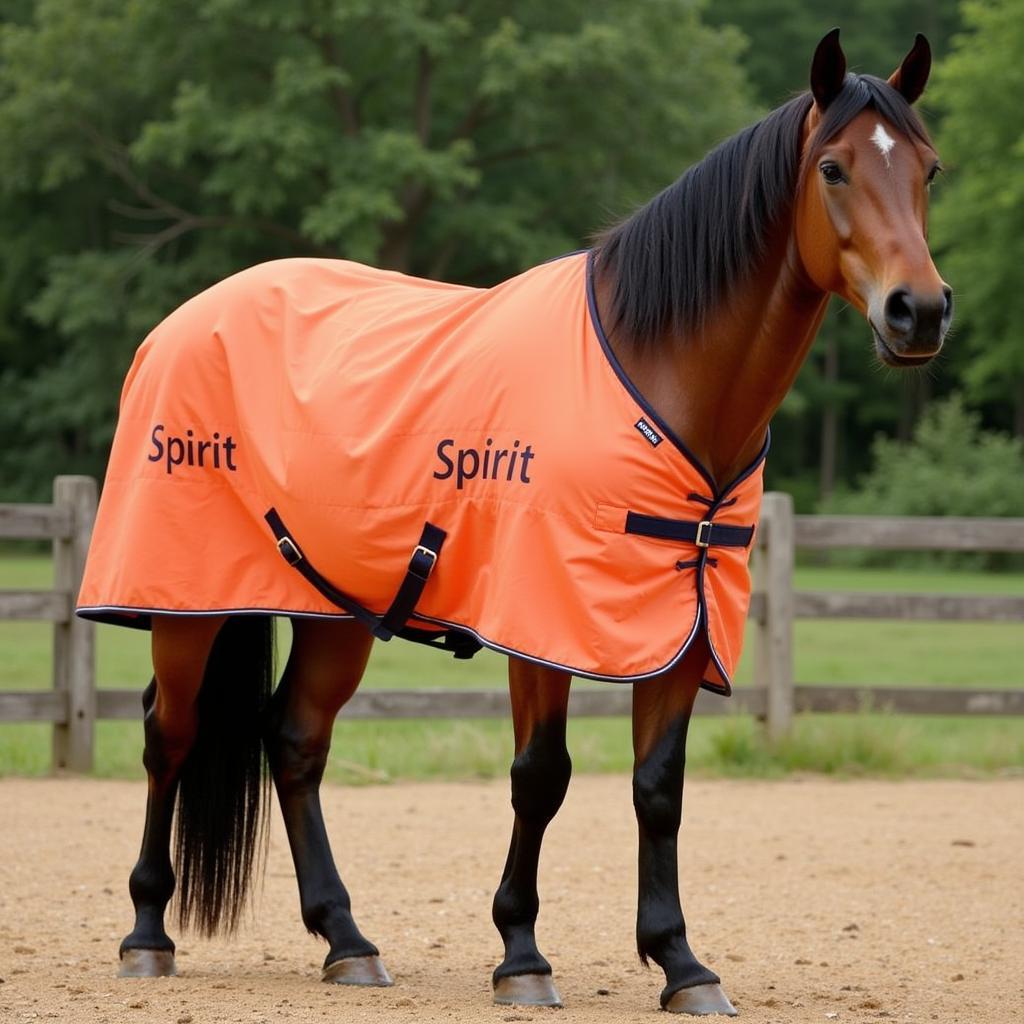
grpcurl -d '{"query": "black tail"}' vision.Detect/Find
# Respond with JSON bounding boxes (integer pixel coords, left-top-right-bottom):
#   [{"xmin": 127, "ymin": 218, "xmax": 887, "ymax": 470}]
[{"xmin": 174, "ymin": 615, "xmax": 275, "ymax": 935}]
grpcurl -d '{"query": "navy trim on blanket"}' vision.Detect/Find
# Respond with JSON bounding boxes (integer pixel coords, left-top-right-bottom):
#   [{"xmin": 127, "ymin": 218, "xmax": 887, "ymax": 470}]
[
  {"xmin": 77, "ymin": 600, "xmax": 710, "ymax": 685},
  {"xmin": 688, "ymin": 460, "xmax": 770, "ymax": 696},
  {"xmin": 585, "ymin": 249, "xmax": 771, "ymax": 500},
  {"xmin": 542, "ymin": 247, "xmax": 589, "ymax": 264},
  {"xmin": 75, "ymin": 605, "xmax": 355, "ymax": 630},
  {"xmin": 410, "ymin": 604, "xmax": 707, "ymax": 686}
]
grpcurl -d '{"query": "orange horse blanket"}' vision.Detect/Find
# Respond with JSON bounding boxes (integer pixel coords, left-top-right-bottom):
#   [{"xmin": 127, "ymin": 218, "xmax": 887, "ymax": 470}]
[{"xmin": 77, "ymin": 252, "xmax": 765, "ymax": 691}]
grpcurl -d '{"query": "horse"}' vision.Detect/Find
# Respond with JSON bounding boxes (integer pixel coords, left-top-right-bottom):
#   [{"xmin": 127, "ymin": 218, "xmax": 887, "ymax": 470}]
[{"xmin": 78, "ymin": 29, "xmax": 951, "ymax": 1016}]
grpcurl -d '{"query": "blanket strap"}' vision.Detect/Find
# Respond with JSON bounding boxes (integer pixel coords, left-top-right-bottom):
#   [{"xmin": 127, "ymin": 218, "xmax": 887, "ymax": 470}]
[
  {"xmin": 624, "ymin": 511, "xmax": 754, "ymax": 549},
  {"xmin": 264, "ymin": 508, "xmax": 450, "ymax": 643},
  {"xmin": 379, "ymin": 522, "xmax": 447, "ymax": 638}
]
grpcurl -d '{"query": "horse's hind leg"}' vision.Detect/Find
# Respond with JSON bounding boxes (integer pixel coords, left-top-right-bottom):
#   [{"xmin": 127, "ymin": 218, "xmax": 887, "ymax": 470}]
[
  {"xmin": 491, "ymin": 661, "xmax": 572, "ymax": 1008},
  {"xmin": 263, "ymin": 617, "xmax": 390, "ymax": 986},
  {"xmin": 632, "ymin": 633, "xmax": 736, "ymax": 1016},
  {"xmin": 119, "ymin": 614, "xmax": 226, "ymax": 977}
]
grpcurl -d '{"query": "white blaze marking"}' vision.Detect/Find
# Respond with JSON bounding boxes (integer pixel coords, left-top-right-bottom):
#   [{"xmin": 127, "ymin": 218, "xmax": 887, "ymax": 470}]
[{"xmin": 871, "ymin": 122, "xmax": 896, "ymax": 167}]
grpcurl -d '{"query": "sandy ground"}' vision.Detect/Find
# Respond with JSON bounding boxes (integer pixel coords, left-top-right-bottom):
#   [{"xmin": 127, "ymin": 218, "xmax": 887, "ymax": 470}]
[{"xmin": 0, "ymin": 776, "xmax": 1020, "ymax": 1024}]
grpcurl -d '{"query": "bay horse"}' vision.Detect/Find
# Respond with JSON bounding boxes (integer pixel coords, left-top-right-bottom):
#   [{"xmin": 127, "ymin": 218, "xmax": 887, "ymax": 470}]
[{"xmin": 90, "ymin": 30, "xmax": 950, "ymax": 1015}]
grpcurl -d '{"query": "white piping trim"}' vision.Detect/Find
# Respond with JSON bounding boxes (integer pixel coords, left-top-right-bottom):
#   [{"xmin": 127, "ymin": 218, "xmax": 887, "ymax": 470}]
[
  {"xmin": 410, "ymin": 607, "xmax": 707, "ymax": 684},
  {"xmin": 77, "ymin": 602, "xmax": 720, "ymax": 686},
  {"xmin": 77, "ymin": 604, "xmax": 355, "ymax": 621}
]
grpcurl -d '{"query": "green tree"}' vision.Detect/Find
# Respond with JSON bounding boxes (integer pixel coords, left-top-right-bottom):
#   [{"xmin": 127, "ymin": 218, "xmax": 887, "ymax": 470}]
[
  {"xmin": 822, "ymin": 395, "xmax": 1024, "ymax": 569},
  {"xmin": 930, "ymin": 0, "xmax": 1024, "ymax": 434},
  {"xmin": 0, "ymin": 0, "xmax": 757, "ymax": 499},
  {"xmin": 705, "ymin": 0, "xmax": 961, "ymax": 106}
]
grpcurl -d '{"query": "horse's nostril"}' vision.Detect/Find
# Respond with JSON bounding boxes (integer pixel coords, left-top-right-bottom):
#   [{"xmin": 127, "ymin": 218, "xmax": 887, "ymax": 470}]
[
  {"xmin": 942, "ymin": 286, "xmax": 954, "ymax": 323},
  {"xmin": 884, "ymin": 287, "xmax": 916, "ymax": 336}
]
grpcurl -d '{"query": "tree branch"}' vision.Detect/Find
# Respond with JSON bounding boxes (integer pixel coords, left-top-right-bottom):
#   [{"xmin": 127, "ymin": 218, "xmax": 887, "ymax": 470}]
[
  {"xmin": 428, "ymin": 236, "xmax": 459, "ymax": 280},
  {"xmin": 471, "ymin": 141, "xmax": 561, "ymax": 168},
  {"xmin": 82, "ymin": 123, "xmax": 197, "ymax": 222},
  {"xmin": 414, "ymin": 45, "xmax": 433, "ymax": 144},
  {"xmin": 82, "ymin": 123, "xmax": 335, "ymax": 258},
  {"xmin": 115, "ymin": 214, "xmax": 229, "ymax": 263},
  {"xmin": 106, "ymin": 198, "xmax": 175, "ymax": 221},
  {"xmin": 378, "ymin": 183, "xmax": 433, "ymax": 272},
  {"xmin": 451, "ymin": 96, "xmax": 489, "ymax": 141},
  {"xmin": 316, "ymin": 33, "xmax": 361, "ymax": 137},
  {"xmin": 115, "ymin": 213, "xmax": 336, "ymax": 260},
  {"xmin": 240, "ymin": 217, "xmax": 337, "ymax": 257}
]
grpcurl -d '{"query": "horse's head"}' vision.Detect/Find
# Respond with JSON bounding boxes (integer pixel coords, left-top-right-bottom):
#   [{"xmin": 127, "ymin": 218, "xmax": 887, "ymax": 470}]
[{"xmin": 795, "ymin": 30, "xmax": 952, "ymax": 366}]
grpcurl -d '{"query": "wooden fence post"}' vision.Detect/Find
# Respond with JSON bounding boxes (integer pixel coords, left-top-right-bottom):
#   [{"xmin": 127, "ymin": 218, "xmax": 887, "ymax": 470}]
[
  {"xmin": 51, "ymin": 475, "xmax": 97, "ymax": 772},
  {"xmin": 756, "ymin": 492, "xmax": 795, "ymax": 739}
]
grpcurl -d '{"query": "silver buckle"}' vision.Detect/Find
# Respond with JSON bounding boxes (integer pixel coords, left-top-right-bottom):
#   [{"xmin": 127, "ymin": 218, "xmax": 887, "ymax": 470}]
[
  {"xmin": 413, "ymin": 544, "xmax": 438, "ymax": 575},
  {"xmin": 277, "ymin": 535, "xmax": 302, "ymax": 565},
  {"xmin": 695, "ymin": 520, "xmax": 713, "ymax": 548}
]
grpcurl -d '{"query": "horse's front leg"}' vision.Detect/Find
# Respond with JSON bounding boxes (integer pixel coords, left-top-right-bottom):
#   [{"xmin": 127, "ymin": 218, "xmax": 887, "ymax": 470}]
[
  {"xmin": 263, "ymin": 617, "xmax": 390, "ymax": 986},
  {"xmin": 491, "ymin": 660, "xmax": 572, "ymax": 1007},
  {"xmin": 632, "ymin": 633, "xmax": 736, "ymax": 1016}
]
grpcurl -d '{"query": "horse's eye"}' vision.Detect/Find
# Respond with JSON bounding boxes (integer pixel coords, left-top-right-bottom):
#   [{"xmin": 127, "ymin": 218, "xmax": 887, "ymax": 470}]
[
  {"xmin": 820, "ymin": 162, "xmax": 845, "ymax": 185},
  {"xmin": 927, "ymin": 163, "xmax": 943, "ymax": 185}
]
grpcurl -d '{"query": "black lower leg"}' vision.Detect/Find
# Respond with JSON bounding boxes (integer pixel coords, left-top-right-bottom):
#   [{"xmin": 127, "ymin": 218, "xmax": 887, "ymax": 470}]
[
  {"xmin": 264, "ymin": 687, "xmax": 377, "ymax": 967},
  {"xmin": 492, "ymin": 721, "xmax": 572, "ymax": 982},
  {"xmin": 120, "ymin": 680, "xmax": 191, "ymax": 956},
  {"xmin": 633, "ymin": 712, "xmax": 719, "ymax": 1007}
]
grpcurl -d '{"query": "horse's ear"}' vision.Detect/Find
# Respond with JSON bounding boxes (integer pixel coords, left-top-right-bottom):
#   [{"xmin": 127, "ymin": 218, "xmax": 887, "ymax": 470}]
[
  {"xmin": 888, "ymin": 33, "xmax": 931, "ymax": 104},
  {"xmin": 810, "ymin": 28, "xmax": 847, "ymax": 110}
]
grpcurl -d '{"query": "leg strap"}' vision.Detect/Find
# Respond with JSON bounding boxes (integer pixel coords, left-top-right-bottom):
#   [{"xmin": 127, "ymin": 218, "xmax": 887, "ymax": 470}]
[
  {"xmin": 264, "ymin": 508, "xmax": 447, "ymax": 643},
  {"xmin": 379, "ymin": 522, "xmax": 447, "ymax": 638}
]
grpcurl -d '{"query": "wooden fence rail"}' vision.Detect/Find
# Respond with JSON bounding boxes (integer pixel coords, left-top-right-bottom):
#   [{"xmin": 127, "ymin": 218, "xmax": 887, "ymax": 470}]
[
  {"xmin": 753, "ymin": 493, "xmax": 1024, "ymax": 737},
  {"xmin": 1, "ymin": 478, "xmax": 1022, "ymax": 771},
  {"xmin": 0, "ymin": 476, "xmax": 96, "ymax": 770}
]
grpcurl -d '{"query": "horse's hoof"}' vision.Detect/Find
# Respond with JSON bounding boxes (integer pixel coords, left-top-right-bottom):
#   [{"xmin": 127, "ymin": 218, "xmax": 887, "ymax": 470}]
[
  {"xmin": 493, "ymin": 973, "xmax": 563, "ymax": 1007},
  {"xmin": 664, "ymin": 982, "xmax": 737, "ymax": 1016},
  {"xmin": 322, "ymin": 954, "xmax": 393, "ymax": 987},
  {"xmin": 118, "ymin": 949, "xmax": 177, "ymax": 978}
]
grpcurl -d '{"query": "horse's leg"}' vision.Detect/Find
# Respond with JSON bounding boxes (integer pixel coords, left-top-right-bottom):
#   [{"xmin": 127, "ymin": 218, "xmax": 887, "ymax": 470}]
[
  {"xmin": 632, "ymin": 633, "xmax": 736, "ymax": 1015},
  {"xmin": 263, "ymin": 617, "xmax": 389, "ymax": 985},
  {"xmin": 491, "ymin": 660, "xmax": 572, "ymax": 1007},
  {"xmin": 119, "ymin": 614, "xmax": 226, "ymax": 977}
]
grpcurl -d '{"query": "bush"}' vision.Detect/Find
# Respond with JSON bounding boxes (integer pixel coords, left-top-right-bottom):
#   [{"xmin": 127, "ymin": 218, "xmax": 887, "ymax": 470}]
[{"xmin": 819, "ymin": 396, "xmax": 1024, "ymax": 570}]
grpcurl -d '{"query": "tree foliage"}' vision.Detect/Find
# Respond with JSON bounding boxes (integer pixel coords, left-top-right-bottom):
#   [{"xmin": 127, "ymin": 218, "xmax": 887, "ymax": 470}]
[
  {"xmin": 705, "ymin": 0, "xmax": 961, "ymax": 105},
  {"xmin": 822, "ymin": 395, "xmax": 1024, "ymax": 568},
  {"xmin": 0, "ymin": 0, "xmax": 756, "ymax": 498},
  {"xmin": 929, "ymin": 0, "xmax": 1024, "ymax": 428}
]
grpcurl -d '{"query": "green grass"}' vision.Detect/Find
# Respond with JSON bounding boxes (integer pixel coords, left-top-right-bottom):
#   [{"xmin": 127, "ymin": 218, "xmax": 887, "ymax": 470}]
[
  {"xmin": 3, "ymin": 713, "xmax": 1021, "ymax": 783},
  {"xmin": 1, "ymin": 554, "xmax": 1022, "ymax": 779}
]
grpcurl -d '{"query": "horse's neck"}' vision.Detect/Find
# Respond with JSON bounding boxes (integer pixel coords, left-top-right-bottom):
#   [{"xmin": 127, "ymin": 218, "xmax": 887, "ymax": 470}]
[{"xmin": 603, "ymin": 236, "xmax": 829, "ymax": 490}]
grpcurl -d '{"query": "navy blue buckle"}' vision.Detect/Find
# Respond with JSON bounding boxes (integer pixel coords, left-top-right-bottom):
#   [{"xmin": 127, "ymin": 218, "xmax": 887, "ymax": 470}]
[{"xmin": 695, "ymin": 520, "xmax": 713, "ymax": 548}]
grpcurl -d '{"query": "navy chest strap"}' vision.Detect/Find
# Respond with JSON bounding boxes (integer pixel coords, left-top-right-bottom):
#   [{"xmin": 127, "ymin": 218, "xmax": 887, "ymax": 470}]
[{"xmin": 624, "ymin": 511, "xmax": 754, "ymax": 549}]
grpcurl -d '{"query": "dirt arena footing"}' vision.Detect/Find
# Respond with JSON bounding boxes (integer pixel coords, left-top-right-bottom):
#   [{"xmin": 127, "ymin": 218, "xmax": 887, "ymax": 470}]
[{"xmin": 1, "ymin": 776, "xmax": 1020, "ymax": 1024}]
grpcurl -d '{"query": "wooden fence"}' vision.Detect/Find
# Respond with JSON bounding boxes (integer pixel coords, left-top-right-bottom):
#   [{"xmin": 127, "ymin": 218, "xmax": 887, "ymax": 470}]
[
  {"xmin": 1, "ymin": 477, "xmax": 1022, "ymax": 771},
  {"xmin": 0, "ymin": 476, "xmax": 96, "ymax": 771},
  {"xmin": 755, "ymin": 493, "xmax": 1024, "ymax": 738}
]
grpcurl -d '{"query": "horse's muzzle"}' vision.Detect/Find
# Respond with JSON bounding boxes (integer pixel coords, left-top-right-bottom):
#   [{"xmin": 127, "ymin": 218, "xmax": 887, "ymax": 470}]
[{"xmin": 870, "ymin": 284, "xmax": 953, "ymax": 366}]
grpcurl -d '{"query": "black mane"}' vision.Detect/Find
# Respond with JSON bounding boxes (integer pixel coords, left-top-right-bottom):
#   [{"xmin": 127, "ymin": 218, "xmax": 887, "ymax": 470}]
[{"xmin": 594, "ymin": 74, "xmax": 932, "ymax": 346}]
